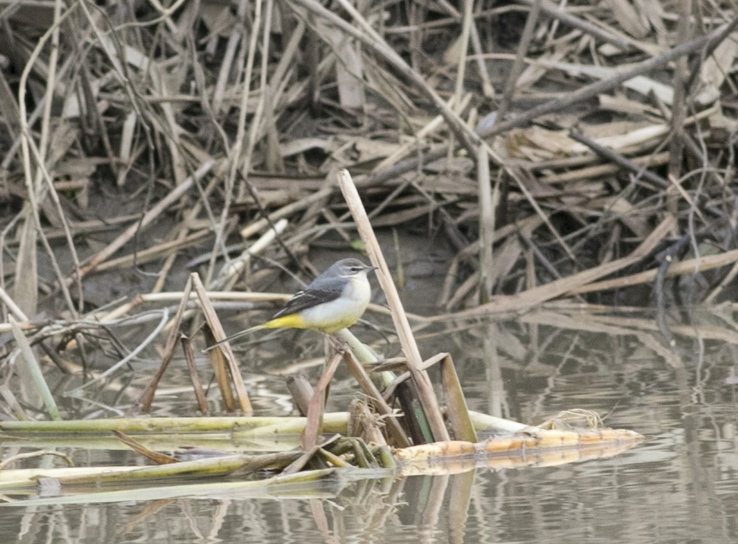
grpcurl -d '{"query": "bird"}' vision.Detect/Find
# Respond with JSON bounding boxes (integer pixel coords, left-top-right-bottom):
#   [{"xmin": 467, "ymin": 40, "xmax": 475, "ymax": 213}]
[{"xmin": 209, "ymin": 258, "xmax": 377, "ymax": 349}]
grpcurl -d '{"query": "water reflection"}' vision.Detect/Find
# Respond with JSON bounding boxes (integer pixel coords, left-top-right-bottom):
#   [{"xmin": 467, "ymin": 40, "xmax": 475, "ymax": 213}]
[{"xmin": 3, "ymin": 311, "xmax": 738, "ymax": 543}]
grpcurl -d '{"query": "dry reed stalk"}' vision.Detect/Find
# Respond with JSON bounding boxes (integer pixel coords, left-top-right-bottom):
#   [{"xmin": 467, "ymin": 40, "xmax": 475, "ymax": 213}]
[
  {"xmin": 667, "ymin": 0, "xmax": 693, "ymax": 202},
  {"xmin": 571, "ymin": 246, "xmax": 738, "ymax": 296},
  {"xmin": 497, "ymin": 0, "xmax": 542, "ymax": 120},
  {"xmin": 191, "ymin": 273, "xmax": 252, "ymax": 413},
  {"xmin": 180, "ymin": 335, "xmax": 208, "ymax": 413},
  {"xmin": 477, "ymin": 146, "xmax": 495, "ymax": 301},
  {"xmin": 337, "ymin": 169, "xmax": 450, "ymax": 443},
  {"xmin": 453, "ymin": 0, "xmax": 474, "ymax": 109},
  {"xmin": 439, "ymin": 354, "xmax": 476, "ymax": 442},
  {"xmin": 215, "ymin": 218, "xmax": 289, "ymax": 291},
  {"xmin": 15, "ymin": 1, "xmax": 79, "ymax": 317},
  {"xmin": 539, "ymin": 152, "xmax": 672, "ymax": 184},
  {"xmin": 237, "ymin": 0, "xmax": 275, "ymax": 199},
  {"xmin": 519, "ymin": 0, "xmax": 633, "ymax": 51},
  {"xmin": 138, "ymin": 274, "xmax": 194, "ymax": 412},
  {"xmin": 301, "ymin": 351, "xmax": 342, "ymax": 450}
]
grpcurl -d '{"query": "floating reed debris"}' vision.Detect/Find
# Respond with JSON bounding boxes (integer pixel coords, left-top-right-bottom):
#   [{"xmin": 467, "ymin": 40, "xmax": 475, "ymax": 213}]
[{"xmin": 0, "ymin": 410, "xmax": 643, "ymax": 498}]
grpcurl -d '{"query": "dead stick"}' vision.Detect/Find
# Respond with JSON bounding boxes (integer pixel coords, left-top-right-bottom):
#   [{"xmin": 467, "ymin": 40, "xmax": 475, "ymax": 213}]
[
  {"xmin": 517, "ymin": 0, "xmax": 633, "ymax": 51},
  {"xmin": 568, "ymin": 132, "xmax": 668, "ymax": 188},
  {"xmin": 302, "ymin": 352, "xmax": 342, "ymax": 450},
  {"xmin": 337, "ymin": 169, "xmax": 450, "ymax": 442}
]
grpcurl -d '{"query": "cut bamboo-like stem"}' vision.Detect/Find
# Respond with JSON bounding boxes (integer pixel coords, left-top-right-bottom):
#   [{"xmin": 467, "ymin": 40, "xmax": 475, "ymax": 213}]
[{"xmin": 337, "ymin": 169, "xmax": 450, "ymax": 442}]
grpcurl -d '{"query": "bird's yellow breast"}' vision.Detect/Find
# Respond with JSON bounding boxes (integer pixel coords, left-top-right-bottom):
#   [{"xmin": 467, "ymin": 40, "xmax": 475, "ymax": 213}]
[{"xmin": 298, "ymin": 275, "xmax": 371, "ymax": 333}]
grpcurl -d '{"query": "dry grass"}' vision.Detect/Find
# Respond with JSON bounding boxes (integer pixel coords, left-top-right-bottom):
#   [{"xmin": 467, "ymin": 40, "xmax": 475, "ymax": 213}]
[{"xmin": 0, "ymin": 0, "xmax": 735, "ymax": 323}]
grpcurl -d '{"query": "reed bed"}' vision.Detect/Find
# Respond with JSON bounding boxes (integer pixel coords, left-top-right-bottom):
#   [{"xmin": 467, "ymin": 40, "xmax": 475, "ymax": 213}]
[{"xmin": 1, "ymin": 1, "xmax": 736, "ymax": 326}]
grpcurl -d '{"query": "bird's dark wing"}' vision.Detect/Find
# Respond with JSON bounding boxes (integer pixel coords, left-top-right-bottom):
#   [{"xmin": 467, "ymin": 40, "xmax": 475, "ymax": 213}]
[{"xmin": 271, "ymin": 288, "xmax": 342, "ymax": 319}]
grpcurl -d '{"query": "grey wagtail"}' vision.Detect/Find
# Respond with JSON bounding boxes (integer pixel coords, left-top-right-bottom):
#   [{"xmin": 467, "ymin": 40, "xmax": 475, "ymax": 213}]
[{"xmin": 211, "ymin": 258, "xmax": 377, "ymax": 348}]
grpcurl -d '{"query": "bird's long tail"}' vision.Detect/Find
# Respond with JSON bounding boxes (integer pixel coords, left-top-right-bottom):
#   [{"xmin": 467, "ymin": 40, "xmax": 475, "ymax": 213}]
[
  {"xmin": 202, "ymin": 324, "xmax": 267, "ymax": 352},
  {"xmin": 203, "ymin": 314, "xmax": 307, "ymax": 352}
]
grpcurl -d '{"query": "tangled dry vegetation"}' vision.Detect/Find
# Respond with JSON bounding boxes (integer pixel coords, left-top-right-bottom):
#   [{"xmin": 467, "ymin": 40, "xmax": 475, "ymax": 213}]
[
  {"xmin": 0, "ymin": 1, "xmax": 737, "ymax": 397},
  {"xmin": 1, "ymin": 0, "xmax": 737, "ymax": 328},
  {"xmin": 6, "ymin": 0, "xmax": 726, "ymax": 493}
]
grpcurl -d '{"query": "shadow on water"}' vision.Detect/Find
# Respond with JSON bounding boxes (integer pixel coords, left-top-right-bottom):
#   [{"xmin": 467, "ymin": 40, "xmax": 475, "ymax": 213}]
[{"xmin": 2, "ymin": 309, "xmax": 738, "ymax": 543}]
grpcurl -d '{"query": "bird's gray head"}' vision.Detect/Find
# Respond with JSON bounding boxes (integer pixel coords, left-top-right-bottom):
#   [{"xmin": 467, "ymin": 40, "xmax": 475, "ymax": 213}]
[{"xmin": 332, "ymin": 258, "xmax": 377, "ymax": 278}]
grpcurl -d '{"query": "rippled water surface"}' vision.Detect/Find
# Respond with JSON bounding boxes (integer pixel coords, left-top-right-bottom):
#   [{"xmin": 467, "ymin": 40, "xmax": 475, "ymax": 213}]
[{"xmin": 2, "ymin": 311, "xmax": 737, "ymax": 543}]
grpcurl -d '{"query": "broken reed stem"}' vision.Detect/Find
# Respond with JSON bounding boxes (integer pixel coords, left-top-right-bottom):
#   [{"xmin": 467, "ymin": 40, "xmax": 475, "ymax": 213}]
[
  {"xmin": 181, "ymin": 335, "xmax": 209, "ymax": 413},
  {"xmin": 571, "ymin": 245, "xmax": 738, "ymax": 296},
  {"xmin": 453, "ymin": 0, "xmax": 473, "ymax": 107},
  {"xmin": 191, "ymin": 273, "xmax": 253, "ymax": 414},
  {"xmin": 336, "ymin": 168, "xmax": 450, "ymax": 443},
  {"xmin": 302, "ymin": 352, "xmax": 342, "ymax": 450},
  {"xmin": 138, "ymin": 274, "xmax": 194, "ymax": 413},
  {"xmin": 567, "ymin": 132, "xmax": 668, "ymax": 188},
  {"xmin": 477, "ymin": 146, "xmax": 494, "ymax": 302},
  {"xmin": 496, "ymin": 0, "xmax": 541, "ymax": 120}
]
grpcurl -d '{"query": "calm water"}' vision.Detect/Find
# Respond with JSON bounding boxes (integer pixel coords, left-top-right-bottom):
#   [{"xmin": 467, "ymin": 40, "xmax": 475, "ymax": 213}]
[{"xmin": 2, "ymin": 309, "xmax": 738, "ymax": 543}]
